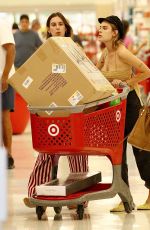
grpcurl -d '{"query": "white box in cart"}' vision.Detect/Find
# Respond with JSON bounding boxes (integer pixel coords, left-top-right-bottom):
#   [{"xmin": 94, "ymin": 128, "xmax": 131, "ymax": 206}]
[
  {"xmin": 36, "ymin": 172, "xmax": 102, "ymax": 196},
  {"xmin": 8, "ymin": 37, "xmax": 115, "ymax": 116}
]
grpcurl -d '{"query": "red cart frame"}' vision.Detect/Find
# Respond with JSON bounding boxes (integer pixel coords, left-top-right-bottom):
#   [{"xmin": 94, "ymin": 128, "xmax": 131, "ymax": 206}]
[{"xmin": 29, "ymin": 87, "xmax": 134, "ymax": 220}]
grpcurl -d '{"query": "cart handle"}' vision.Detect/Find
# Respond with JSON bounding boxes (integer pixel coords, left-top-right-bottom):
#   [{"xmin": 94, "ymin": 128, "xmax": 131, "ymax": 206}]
[{"xmin": 28, "ymin": 86, "xmax": 130, "ymax": 113}]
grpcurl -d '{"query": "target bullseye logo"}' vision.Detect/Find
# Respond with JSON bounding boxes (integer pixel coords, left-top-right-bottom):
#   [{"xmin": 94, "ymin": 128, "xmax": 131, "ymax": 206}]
[
  {"xmin": 116, "ymin": 110, "xmax": 121, "ymax": 122},
  {"xmin": 48, "ymin": 124, "xmax": 59, "ymax": 136}
]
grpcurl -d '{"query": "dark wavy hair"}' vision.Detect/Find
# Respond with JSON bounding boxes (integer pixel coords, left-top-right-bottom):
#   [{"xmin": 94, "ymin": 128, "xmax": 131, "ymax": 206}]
[
  {"xmin": 122, "ymin": 20, "xmax": 130, "ymax": 39},
  {"xmin": 46, "ymin": 12, "xmax": 73, "ymax": 39}
]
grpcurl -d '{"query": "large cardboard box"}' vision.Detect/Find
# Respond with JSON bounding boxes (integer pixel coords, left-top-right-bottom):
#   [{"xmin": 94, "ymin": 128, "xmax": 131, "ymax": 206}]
[
  {"xmin": 8, "ymin": 37, "xmax": 115, "ymax": 116},
  {"xmin": 36, "ymin": 171, "xmax": 101, "ymax": 196}
]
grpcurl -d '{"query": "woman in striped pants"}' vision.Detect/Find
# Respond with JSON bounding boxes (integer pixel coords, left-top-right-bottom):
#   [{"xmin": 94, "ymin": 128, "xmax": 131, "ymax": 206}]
[
  {"xmin": 28, "ymin": 154, "xmax": 88, "ymax": 198},
  {"xmin": 23, "ymin": 12, "xmax": 88, "ymax": 208}
]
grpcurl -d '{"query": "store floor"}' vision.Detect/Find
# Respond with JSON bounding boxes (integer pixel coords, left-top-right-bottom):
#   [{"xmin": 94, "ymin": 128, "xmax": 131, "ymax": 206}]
[{"xmin": 3, "ymin": 122, "xmax": 150, "ymax": 230}]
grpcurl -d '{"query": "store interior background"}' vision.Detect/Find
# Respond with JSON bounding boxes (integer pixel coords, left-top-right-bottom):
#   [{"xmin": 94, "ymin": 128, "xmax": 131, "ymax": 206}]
[
  {"xmin": 0, "ymin": 0, "xmax": 150, "ymax": 229},
  {"xmin": 0, "ymin": 0, "xmax": 150, "ymax": 65}
]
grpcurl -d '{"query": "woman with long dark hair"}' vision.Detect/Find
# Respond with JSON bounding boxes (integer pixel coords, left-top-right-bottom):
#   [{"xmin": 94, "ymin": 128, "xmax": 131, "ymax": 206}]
[{"xmin": 23, "ymin": 12, "xmax": 88, "ymax": 215}]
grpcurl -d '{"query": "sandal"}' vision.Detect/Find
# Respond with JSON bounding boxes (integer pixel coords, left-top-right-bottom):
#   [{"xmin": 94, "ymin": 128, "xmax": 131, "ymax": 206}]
[
  {"xmin": 137, "ymin": 203, "xmax": 150, "ymax": 210},
  {"xmin": 23, "ymin": 197, "xmax": 36, "ymax": 208},
  {"xmin": 110, "ymin": 203, "xmax": 125, "ymax": 212}
]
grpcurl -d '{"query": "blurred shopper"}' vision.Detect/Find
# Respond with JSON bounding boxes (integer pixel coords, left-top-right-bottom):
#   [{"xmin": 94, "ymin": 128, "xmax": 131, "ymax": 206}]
[
  {"xmin": 122, "ymin": 20, "xmax": 147, "ymax": 55},
  {"xmin": 23, "ymin": 12, "xmax": 89, "ymax": 214},
  {"xmin": 73, "ymin": 34, "xmax": 83, "ymax": 47},
  {"xmin": 31, "ymin": 19, "xmax": 41, "ymax": 32},
  {"xmin": 31, "ymin": 18, "xmax": 45, "ymax": 42},
  {"xmin": 0, "ymin": 18, "xmax": 15, "ymax": 169},
  {"xmin": 12, "ymin": 22, "xmax": 19, "ymax": 34},
  {"xmin": 97, "ymin": 15, "xmax": 150, "ymax": 211},
  {"xmin": 14, "ymin": 14, "xmax": 42, "ymax": 69}
]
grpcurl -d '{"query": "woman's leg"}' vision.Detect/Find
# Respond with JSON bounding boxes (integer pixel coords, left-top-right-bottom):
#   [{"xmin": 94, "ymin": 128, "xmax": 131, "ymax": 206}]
[
  {"xmin": 132, "ymin": 147, "xmax": 150, "ymax": 188},
  {"xmin": 132, "ymin": 147, "xmax": 150, "ymax": 209},
  {"xmin": 27, "ymin": 154, "xmax": 88, "ymax": 198},
  {"xmin": 121, "ymin": 139, "xmax": 129, "ymax": 186},
  {"xmin": 67, "ymin": 155, "xmax": 89, "ymax": 173},
  {"xmin": 146, "ymin": 190, "xmax": 150, "ymax": 203},
  {"xmin": 122, "ymin": 90, "xmax": 141, "ymax": 185},
  {"xmin": 66, "ymin": 155, "xmax": 89, "ymax": 209},
  {"xmin": 110, "ymin": 91, "xmax": 140, "ymax": 212},
  {"xmin": 24, "ymin": 153, "xmax": 52, "ymax": 209},
  {"xmin": 28, "ymin": 153, "xmax": 52, "ymax": 197}
]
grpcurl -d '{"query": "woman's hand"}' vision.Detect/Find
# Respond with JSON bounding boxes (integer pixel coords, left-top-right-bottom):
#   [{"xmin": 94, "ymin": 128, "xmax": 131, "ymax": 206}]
[
  {"xmin": 0, "ymin": 77, "xmax": 8, "ymax": 93},
  {"xmin": 111, "ymin": 79, "xmax": 127, "ymax": 88}
]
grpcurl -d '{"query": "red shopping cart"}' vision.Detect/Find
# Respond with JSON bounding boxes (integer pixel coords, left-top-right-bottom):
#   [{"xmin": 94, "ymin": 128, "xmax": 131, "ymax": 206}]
[
  {"xmin": 141, "ymin": 78, "xmax": 150, "ymax": 95},
  {"xmin": 28, "ymin": 87, "xmax": 134, "ymax": 220}
]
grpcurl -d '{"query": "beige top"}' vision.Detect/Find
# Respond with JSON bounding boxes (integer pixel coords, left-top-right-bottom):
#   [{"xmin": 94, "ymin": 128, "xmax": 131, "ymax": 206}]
[
  {"xmin": 100, "ymin": 49, "xmax": 132, "ymax": 81},
  {"xmin": 101, "ymin": 69, "xmax": 132, "ymax": 82},
  {"xmin": 100, "ymin": 50, "xmax": 141, "ymax": 103}
]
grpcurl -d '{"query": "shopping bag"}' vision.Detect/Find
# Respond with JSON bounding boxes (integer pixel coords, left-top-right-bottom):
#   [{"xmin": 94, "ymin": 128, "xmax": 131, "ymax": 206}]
[{"xmin": 128, "ymin": 104, "xmax": 150, "ymax": 151}]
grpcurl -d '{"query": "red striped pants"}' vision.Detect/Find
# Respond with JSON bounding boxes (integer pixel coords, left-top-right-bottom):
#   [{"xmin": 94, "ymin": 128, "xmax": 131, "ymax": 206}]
[{"xmin": 28, "ymin": 154, "xmax": 88, "ymax": 197}]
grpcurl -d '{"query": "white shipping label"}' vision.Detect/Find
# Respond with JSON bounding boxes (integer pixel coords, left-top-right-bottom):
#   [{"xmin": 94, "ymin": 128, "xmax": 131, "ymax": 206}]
[
  {"xmin": 52, "ymin": 64, "xmax": 66, "ymax": 73},
  {"xmin": 22, "ymin": 76, "xmax": 33, "ymax": 89},
  {"xmin": 68, "ymin": 91, "xmax": 84, "ymax": 106},
  {"xmin": 45, "ymin": 102, "xmax": 57, "ymax": 116}
]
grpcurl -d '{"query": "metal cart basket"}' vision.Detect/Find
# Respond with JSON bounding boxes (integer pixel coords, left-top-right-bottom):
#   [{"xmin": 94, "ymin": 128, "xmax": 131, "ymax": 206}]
[{"xmin": 28, "ymin": 87, "xmax": 134, "ymax": 220}]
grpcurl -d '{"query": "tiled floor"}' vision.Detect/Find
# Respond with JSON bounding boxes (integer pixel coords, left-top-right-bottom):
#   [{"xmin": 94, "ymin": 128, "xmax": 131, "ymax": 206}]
[{"xmin": 1, "ymin": 122, "xmax": 150, "ymax": 230}]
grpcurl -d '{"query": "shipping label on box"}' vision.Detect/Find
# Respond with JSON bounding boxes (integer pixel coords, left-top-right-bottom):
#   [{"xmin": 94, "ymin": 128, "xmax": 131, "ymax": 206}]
[
  {"xmin": 22, "ymin": 76, "xmax": 33, "ymax": 88},
  {"xmin": 52, "ymin": 64, "xmax": 66, "ymax": 73},
  {"xmin": 68, "ymin": 90, "xmax": 84, "ymax": 106}
]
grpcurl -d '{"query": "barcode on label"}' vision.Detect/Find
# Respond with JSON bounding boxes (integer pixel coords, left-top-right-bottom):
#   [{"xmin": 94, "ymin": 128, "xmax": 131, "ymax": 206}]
[
  {"xmin": 68, "ymin": 90, "xmax": 84, "ymax": 106},
  {"xmin": 22, "ymin": 76, "xmax": 33, "ymax": 88},
  {"xmin": 52, "ymin": 64, "xmax": 66, "ymax": 73}
]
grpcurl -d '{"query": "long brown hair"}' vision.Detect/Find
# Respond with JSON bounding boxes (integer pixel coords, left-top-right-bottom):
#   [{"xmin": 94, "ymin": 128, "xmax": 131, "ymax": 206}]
[
  {"xmin": 46, "ymin": 12, "xmax": 73, "ymax": 39},
  {"xmin": 110, "ymin": 23, "xmax": 123, "ymax": 49},
  {"xmin": 122, "ymin": 20, "xmax": 129, "ymax": 39}
]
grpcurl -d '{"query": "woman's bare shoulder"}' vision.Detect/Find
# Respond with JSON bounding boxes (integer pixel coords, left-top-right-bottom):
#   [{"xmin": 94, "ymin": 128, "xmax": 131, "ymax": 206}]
[
  {"xmin": 117, "ymin": 44, "xmax": 129, "ymax": 56},
  {"xmin": 117, "ymin": 44, "xmax": 135, "ymax": 62}
]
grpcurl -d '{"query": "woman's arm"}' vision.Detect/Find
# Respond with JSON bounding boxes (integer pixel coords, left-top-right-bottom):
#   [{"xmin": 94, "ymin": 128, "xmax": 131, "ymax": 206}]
[
  {"xmin": 118, "ymin": 46, "xmax": 150, "ymax": 87},
  {"xmin": 1, "ymin": 43, "xmax": 15, "ymax": 92}
]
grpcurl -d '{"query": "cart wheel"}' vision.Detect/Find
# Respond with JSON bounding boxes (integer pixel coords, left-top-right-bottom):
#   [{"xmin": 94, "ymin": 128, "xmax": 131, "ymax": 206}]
[
  {"xmin": 36, "ymin": 206, "xmax": 46, "ymax": 220},
  {"xmin": 54, "ymin": 206, "xmax": 62, "ymax": 214},
  {"xmin": 123, "ymin": 202, "xmax": 132, "ymax": 213},
  {"xmin": 77, "ymin": 205, "xmax": 84, "ymax": 220}
]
